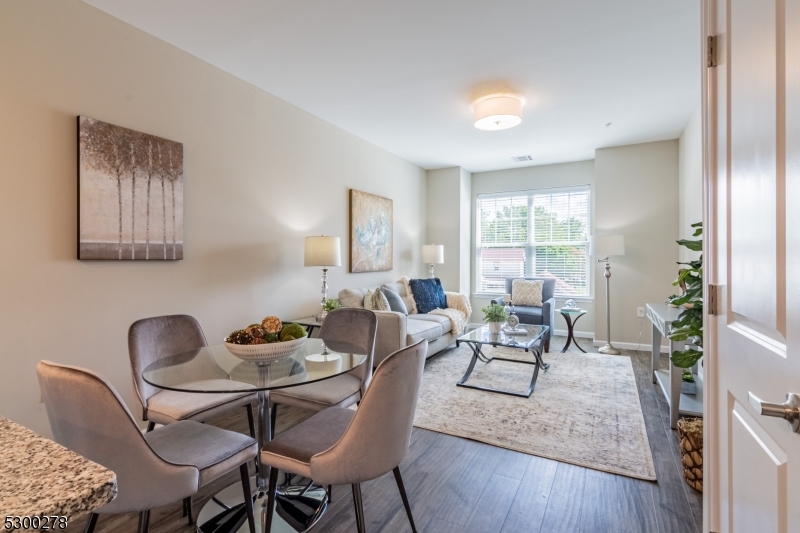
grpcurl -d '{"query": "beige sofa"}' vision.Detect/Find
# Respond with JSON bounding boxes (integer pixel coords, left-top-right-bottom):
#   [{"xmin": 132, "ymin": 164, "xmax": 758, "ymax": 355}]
[{"xmin": 338, "ymin": 282, "xmax": 462, "ymax": 366}]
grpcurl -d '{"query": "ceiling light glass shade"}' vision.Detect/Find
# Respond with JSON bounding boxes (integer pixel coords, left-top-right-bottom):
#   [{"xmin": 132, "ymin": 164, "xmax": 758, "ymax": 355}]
[
  {"xmin": 422, "ymin": 244, "xmax": 444, "ymax": 264},
  {"xmin": 304, "ymin": 236, "xmax": 341, "ymax": 267},
  {"xmin": 473, "ymin": 95, "xmax": 522, "ymax": 131},
  {"xmin": 589, "ymin": 235, "xmax": 625, "ymax": 257}
]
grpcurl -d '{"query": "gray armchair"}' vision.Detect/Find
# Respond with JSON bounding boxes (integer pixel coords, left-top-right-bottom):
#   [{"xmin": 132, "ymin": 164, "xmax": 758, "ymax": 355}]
[{"xmin": 491, "ymin": 277, "xmax": 556, "ymax": 352}]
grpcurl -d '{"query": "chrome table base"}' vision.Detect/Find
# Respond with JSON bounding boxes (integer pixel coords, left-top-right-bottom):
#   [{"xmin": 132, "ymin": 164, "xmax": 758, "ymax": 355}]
[{"xmin": 196, "ymin": 474, "xmax": 327, "ymax": 533}]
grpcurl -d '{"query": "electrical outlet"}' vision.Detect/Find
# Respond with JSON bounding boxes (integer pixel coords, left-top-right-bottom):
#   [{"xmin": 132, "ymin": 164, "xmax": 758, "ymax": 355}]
[{"xmin": 636, "ymin": 307, "xmax": 645, "ymax": 318}]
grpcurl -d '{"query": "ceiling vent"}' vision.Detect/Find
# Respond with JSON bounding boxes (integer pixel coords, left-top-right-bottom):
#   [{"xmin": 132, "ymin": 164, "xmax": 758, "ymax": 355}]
[{"xmin": 511, "ymin": 155, "xmax": 533, "ymax": 162}]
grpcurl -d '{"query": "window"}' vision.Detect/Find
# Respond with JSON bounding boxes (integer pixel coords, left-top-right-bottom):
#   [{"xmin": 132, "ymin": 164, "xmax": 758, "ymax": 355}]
[{"xmin": 476, "ymin": 186, "xmax": 591, "ymax": 297}]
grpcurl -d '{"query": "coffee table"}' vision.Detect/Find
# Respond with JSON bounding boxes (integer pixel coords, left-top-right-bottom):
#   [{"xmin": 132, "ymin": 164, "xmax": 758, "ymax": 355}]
[{"xmin": 455, "ymin": 324, "xmax": 549, "ymax": 398}]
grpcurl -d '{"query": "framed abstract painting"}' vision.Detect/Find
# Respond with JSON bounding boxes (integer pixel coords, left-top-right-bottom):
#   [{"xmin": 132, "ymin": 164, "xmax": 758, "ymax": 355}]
[
  {"xmin": 78, "ymin": 116, "xmax": 183, "ymax": 260},
  {"xmin": 349, "ymin": 189, "xmax": 393, "ymax": 273}
]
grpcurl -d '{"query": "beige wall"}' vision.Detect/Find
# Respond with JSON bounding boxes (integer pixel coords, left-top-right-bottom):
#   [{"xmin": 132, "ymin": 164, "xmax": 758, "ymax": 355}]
[
  {"xmin": 594, "ymin": 140, "xmax": 679, "ymax": 347},
  {"xmin": 426, "ymin": 167, "xmax": 471, "ymax": 294},
  {"xmin": 679, "ymin": 105, "xmax": 703, "ymax": 262},
  {"xmin": 0, "ymin": 0, "xmax": 426, "ymax": 435},
  {"xmin": 470, "ymin": 160, "xmax": 596, "ymax": 337}
]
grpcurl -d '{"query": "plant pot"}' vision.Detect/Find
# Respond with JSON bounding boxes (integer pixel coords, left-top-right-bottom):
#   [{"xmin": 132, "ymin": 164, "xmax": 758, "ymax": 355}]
[{"xmin": 488, "ymin": 322, "xmax": 502, "ymax": 334}]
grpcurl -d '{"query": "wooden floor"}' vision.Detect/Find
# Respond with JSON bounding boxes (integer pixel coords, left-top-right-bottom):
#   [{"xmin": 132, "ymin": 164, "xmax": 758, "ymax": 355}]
[{"xmin": 69, "ymin": 336, "xmax": 702, "ymax": 533}]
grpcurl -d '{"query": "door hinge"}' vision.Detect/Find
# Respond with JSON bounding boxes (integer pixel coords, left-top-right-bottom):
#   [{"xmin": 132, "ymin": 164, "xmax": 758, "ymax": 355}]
[
  {"xmin": 707, "ymin": 284, "xmax": 718, "ymax": 315},
  {"xmin": 707, "ymin": 35, "xmax": 717, "ymax": 67}
]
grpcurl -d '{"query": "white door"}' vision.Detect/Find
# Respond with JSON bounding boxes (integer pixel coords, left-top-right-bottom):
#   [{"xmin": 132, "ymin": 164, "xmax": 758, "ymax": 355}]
[{"xmin": 704, "ymin": 0, "xmax": 800, "ymax": 532}]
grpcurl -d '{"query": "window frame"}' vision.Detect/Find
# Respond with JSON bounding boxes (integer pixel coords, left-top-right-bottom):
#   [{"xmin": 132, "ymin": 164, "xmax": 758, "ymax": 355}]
[{"xmin": 474, "ymin": 185, "xmax": 593, "ymax": 299}]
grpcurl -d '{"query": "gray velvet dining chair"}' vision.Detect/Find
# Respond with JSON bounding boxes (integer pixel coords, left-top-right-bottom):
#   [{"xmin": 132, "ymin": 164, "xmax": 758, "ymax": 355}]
[
  {"xmin": 36, "ymin": 361, "xmax": 257, "ymax": 533},
  {"xmin": 260, "ymin": 339, "xmax": 428, "ymax": 533},
  {"xmin": 269, "ymin": 307, "xmax": 378, "ymax": 434}
]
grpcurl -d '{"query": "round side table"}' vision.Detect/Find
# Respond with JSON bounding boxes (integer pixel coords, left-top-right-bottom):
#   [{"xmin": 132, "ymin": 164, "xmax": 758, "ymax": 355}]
[{"xmin": 558, "ymin": 308, "xmax": 587, "ymax": 353}]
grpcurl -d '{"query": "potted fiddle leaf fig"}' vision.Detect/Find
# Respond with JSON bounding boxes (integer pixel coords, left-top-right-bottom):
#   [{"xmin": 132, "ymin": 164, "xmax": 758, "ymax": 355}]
[
  {"xmin": 668, "ymin": 222, "xmax": 704, "ymax": 369},
  {"xmin": 482, "ymin": 303, "xmax": 508, "ymax": 334}
]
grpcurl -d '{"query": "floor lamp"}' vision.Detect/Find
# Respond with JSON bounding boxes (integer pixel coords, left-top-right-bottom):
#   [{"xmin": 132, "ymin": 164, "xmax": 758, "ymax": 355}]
[{"xmin": 591, "ymin": 235, "xmax": 625, "ymax": 355}]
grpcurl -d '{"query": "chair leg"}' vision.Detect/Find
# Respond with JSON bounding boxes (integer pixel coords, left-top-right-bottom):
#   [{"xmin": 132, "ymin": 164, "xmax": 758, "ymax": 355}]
[
  {"xmin": 82, "ymin": 513, "xmax": 98, "ymax": 533},
  {"xmin": 393, "ymin": 467, "xmax": 417, "ymax": 533},
  {"xmin": 146, "ymin": 421, "xmax": 155, "ymax": 432},
  {"xmin": 137, "ymin": 510, "xmax": 150, "ymax": 533},
  {"xmin": 245, "ymin": 403, "xmax": 256, "ymax": 439},
  {"xmin": 544, "ymin": 339, "xmax": 550, "ymax": 353},
  {"xmin": 270, "ymin": 403, "xmax": 278, "ymax": 438},
  {"xmin": 327, "ymin": 484, "xmax": 332, "ymax": 503},
  {"xmin": 185, "ymin": 496, "xmax": 193, "ymax": 525},
  {"xmin": 264, "ymin": 467, "xmax": 280, "ymax": 533},
  {"xmin": 239, "ymin": 463, "xmax": 256, "ymax": 533},
  {"xmin": 351, "ymin": 483, "xmax": 366, "ymax": 533}
]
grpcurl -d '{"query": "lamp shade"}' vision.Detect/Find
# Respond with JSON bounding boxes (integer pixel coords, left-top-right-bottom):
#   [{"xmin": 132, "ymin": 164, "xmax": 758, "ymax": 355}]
[
  {"xmin": 304, "ymin": 236, "xmax": 341, "ymax": 267},
  {"xmin": 473, "ymin": 95, "xmax": 522, "ymax": 131},
  {"xmin": 422, "ymin": 244, "xmax": 444, "ymax": 264},
  {"xmin": 590, "ymin": 235, "xmax": 625, "ymax": 257}
]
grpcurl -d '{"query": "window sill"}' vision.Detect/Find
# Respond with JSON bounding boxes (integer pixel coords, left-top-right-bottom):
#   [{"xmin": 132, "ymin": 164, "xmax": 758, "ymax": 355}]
[{"xmin": 472, "ymin": 293, "xmax": 594, "ymax": 302}]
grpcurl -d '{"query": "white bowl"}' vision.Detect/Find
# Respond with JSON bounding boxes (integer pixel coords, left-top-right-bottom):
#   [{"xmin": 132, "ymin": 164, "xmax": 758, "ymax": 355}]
[{"xmin": 223, "ymin": 335, "xmax": 308, "ymax": 362}]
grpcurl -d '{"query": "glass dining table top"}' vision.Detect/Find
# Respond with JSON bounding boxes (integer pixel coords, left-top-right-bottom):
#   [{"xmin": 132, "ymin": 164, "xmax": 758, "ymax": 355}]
[{"xmin": 142, "ymin": 338, "xmax": 367, "ymax": 394}]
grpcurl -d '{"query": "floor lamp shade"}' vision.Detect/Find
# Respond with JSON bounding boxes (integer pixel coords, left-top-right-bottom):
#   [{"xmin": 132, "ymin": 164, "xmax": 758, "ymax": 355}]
[
  {"xmin": 590, "ymin": 235, "xmax": 625, "ymax": 257},
  {"xmin": 304, "ymin": 236, "xmax": 341, "ymax": 267},
  {"xmin": 422, "ymin": 244, "xmax": 444, "ymax": 264}
]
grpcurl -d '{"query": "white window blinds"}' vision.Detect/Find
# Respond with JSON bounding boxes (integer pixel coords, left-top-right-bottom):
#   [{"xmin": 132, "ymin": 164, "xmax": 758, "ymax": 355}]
[{"xmin": 476, "ymin": 187, "xmax": 591, "ymax": 297}]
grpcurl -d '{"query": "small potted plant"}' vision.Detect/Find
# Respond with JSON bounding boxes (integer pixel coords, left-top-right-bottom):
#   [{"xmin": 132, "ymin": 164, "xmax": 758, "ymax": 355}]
[{"xmin": 482, "ymin": 303, "xmax": 508, "ymax": 334}]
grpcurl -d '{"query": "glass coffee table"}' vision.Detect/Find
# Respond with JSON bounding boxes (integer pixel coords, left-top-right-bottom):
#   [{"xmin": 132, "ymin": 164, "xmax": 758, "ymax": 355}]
[{"xmin": 455, "ymin": 324, "xmax": 549, "ymax": 398}]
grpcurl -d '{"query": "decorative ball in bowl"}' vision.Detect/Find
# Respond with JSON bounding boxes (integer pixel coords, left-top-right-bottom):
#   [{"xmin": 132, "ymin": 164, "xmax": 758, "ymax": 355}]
[{"xmin": 224, "ymin": 317, "xmax": 308, "ymax": 362}]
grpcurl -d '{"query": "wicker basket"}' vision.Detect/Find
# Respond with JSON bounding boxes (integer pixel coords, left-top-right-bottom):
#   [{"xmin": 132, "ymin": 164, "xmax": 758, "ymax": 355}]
[{"xmin": 677, "ymin": 417, "xmax": 703, "ymax": 492}]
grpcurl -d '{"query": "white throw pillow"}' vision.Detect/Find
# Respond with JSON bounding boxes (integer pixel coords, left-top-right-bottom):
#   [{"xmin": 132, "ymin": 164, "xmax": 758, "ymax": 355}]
[
  {"xmin": 512, "ymin": 279, "xmax": 544, "ymax": 307},
  {"xmin": 338, "ymin": 288, "xmax": 366, "ymax": 308},
  {"xmin": 363, "ymin": 289, "xmax": 391, "ymax": 311}
]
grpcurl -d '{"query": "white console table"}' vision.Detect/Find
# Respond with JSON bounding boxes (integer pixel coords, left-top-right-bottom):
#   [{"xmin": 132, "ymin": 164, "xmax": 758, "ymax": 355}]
[{"xmin": 646, "ymin": 303, "xmax": 703, "ymax": 429}]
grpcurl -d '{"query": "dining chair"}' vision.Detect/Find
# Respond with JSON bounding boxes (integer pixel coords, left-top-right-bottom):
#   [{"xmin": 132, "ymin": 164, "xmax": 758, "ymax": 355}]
[
  {"xmin": 261, "ymin": 339, "xmax": 427, "ymax": 533},
  {"xmin": 36, "ymin": 361, "xmax": 257, "ymax": 533},
  {"xmin": 269, "ymin": 307, "xmax": 377, "ymax": 434},
  {"xmin": 128, "ymin": 315, "xmax": 257, "ymax": 436}
]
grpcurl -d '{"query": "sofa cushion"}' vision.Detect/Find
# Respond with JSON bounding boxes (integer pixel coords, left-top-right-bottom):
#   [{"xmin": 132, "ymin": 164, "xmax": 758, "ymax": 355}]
[
  {"xmin": 408, "ymin": 278, "xmax": 447, "ymax": 314},
  {"xmin": 410, "ymin": 314, "xmax": 452, "ymax": 335},
  {"xmin": 406, "ymin": 319, "xmax": 442, "ymax": 344},
  {"xmin": 513, "ymin": 305, "xmax": 544, "ymax": 324},
  {"xmin": 382, "ymin": 288, "xmax": 408, "ymax": 315},
  {"xmin": 512, "ymin": 279, "xmax": 544, "ymax": 306},
  {"xmin": 339, "ymin": 288, "xmax": 366, "ymax": 308},
  {"xmin": 384, "ymin": 281, "xmax": 416, "ymax": 314},
  {"xmin": 364, "ymin": 289, "xmax": 391, "ymax": 311}
]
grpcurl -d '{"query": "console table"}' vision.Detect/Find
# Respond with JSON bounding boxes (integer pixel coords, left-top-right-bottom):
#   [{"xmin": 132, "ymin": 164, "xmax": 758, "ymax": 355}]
[{"xmin": 646, "ymin": 303, "xmax": 703, "ymax": 429}]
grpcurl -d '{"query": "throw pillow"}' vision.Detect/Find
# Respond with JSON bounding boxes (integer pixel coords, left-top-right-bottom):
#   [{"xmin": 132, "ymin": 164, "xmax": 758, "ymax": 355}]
[
  {"xmin": 512, "ymin": 279, "xmax": 544, "ymax": 307},
  {"xmin": 363, "ymin": 289, "xmax": 391, "ymax": 311},
  {"xmin": 408, "ymin": 278, "xmax": 447, "ymax": 314},
  {"xmin": 382, "ymin": 288, "xmax": 409, "ymax": 315},
  {"xmin": 338, "ymin": 288, "xmax": 366, "ymax": 308}
]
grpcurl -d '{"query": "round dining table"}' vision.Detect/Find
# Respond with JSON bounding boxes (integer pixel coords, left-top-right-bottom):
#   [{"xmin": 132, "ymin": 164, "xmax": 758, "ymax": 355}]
[{"xmin": 142, "ymin": 338, "xmax": 367, "ymax": 533}]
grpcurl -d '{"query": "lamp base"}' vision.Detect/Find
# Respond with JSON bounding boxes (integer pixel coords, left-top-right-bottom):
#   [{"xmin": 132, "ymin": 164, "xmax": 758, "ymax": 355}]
[{"xmin": 598, "ymin": 343, "xmax": 621, "ymax": 355}]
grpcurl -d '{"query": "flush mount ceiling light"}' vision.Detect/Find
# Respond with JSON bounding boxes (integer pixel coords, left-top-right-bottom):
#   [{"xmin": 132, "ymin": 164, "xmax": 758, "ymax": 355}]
[{"xmin": 473, "ymin": 94, "xmax": 522, "ymax": 131}]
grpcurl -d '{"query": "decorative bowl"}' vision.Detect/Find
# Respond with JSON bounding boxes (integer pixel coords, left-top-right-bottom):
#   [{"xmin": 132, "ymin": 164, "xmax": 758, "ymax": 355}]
[{"xmin": 223, "ymin": 335, "xmax": 307, "ymax": 362}]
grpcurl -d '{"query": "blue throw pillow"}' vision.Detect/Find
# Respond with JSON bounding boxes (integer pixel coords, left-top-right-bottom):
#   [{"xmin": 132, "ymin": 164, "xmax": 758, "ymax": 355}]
[
  {"xmin": 382, "ymin": 288, "xmax": 409, "ymax": 315},
  {"xmin": 409, "ymin": 278, "xmax": 447, "ymax": 314}
]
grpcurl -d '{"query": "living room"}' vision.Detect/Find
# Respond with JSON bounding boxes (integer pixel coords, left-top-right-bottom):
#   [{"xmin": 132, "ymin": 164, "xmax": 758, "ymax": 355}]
[{"xmin": 3, "ymin": 1, "xmax": 796, "ymax": 533}]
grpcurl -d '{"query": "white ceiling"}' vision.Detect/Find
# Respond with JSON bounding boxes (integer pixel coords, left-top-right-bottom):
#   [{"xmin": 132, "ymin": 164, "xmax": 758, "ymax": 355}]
[{"xmin": 83, "ymin": 0, "xmax": 700, "ymax": 173}]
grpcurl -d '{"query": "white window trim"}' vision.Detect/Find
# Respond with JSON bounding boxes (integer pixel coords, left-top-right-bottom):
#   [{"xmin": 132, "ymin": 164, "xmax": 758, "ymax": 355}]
[{"xmin": 474, "ymin": 184, "xmax": 593, "ymax": 299}]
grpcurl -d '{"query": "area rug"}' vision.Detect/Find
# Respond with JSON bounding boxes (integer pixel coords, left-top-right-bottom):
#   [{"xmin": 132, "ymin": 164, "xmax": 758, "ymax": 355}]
[{"xmin": 413, "ymin": 345, "xmax": 657, "ymax": 480}]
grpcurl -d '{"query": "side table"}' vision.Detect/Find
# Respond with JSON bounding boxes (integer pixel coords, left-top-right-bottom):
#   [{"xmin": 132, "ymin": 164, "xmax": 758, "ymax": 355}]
[{"xmin": 558, "ymin": 308, "xmax": 587, "ymax": 353}]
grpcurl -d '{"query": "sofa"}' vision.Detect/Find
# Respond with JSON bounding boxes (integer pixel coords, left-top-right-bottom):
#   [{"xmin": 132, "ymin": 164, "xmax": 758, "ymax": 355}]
[
  {"xmin": 491, "ymin": 277, "xmax": 556, "ymax": 353},
  {"xmin": 338, "ymin": 281, "xmax": 467, "ymax": 366}
]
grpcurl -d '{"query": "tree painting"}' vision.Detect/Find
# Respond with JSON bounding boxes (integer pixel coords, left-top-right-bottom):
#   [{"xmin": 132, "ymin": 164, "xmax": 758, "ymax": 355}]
[{"xmin": 78, "ymin": 116, "xmax": 183, "ymax": 260}]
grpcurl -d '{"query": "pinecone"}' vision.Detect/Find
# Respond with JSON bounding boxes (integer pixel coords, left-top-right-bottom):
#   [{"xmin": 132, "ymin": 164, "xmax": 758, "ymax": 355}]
[
  {"xmin": 261, "ymin": 316, "xmax": 283, "ymax": 334},
  {"xmin": 226, "ymin": 329, "xmax": 254, "ymax": 345},
  {"xmin": 246, "ymin": 324, "xmax": 267, "ymax": 339}
]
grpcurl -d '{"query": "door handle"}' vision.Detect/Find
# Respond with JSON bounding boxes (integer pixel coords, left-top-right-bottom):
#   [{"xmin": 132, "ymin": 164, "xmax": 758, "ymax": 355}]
[{"xmin": 748, "ymin": 392, "xmax": 800, "ymax": 433}]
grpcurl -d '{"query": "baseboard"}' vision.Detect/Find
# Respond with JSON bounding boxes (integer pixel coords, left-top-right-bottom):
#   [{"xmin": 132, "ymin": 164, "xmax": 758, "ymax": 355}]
[{"xmin": 552, "ymin": 328, "xmax": 593, "ymax": 339}]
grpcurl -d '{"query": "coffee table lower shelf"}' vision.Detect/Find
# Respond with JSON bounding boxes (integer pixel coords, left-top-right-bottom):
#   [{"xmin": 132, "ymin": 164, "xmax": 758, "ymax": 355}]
[{"xmin": 456, "ymin": 341, "xmax": 549, "ymax": 398}]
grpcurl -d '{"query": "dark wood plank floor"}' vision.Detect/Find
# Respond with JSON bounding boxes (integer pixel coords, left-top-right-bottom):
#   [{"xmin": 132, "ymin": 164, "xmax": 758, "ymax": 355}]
[{"xmin": 67, "ymin": 336, "xmax": 702, "ymax": 533}]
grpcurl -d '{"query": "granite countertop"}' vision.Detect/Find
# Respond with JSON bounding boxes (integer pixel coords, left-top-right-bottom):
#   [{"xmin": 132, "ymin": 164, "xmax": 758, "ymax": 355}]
[{"xmin": 0, "ymin": 417, "xmax": 117, "ymax": 516}]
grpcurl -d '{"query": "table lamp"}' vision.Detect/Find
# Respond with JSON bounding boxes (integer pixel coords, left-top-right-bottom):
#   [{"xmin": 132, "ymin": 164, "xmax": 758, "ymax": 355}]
[
  {"xmin": 422, "ymin": 244, "xmax": 444, "ymax": 278},
  {"xmin": 590, "ymin": 235, "xmax": 625, "ymax": 355},
  {"xmin": 304, "ymin": 236, "xmax": 341, "ymax": 322}
]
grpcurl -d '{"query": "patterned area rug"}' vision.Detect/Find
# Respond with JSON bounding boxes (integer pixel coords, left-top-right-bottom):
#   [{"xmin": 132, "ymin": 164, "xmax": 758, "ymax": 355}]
[{"xmin": 413, "ymin": 344, "xmax": 657, "ymax": 480}]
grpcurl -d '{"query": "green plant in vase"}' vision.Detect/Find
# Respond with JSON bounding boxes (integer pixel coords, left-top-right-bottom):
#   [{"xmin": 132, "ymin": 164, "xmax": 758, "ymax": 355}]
[
  {"xmin": 482, "ymin": 303, "xmax": 508, "ymax": 334},
  {"xmin": 668, "ymin": 222, "xmax": 704, "ymax": 368},
  {"xmin": 323, "ymin": 299, "xmax": 342, "ymax": 312}
]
